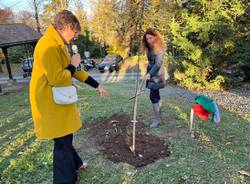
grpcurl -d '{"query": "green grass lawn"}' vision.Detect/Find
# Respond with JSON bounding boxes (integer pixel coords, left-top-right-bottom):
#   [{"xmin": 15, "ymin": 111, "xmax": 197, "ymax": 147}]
[{"xmin": 0, "ymin": 82, "xmax": 249, "ymax": 184}]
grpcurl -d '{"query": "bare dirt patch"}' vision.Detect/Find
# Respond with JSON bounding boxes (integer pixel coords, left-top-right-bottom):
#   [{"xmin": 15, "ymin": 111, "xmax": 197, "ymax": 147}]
[{"xmin": 88, "ymin": 114, "xmax": 170, "ymax": 167}]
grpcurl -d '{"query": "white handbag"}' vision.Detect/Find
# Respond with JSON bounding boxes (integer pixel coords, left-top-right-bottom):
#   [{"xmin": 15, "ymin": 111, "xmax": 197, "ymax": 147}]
[{"xmin": 52, "ymin": 85, "xmax": 78, "ymax": 105}]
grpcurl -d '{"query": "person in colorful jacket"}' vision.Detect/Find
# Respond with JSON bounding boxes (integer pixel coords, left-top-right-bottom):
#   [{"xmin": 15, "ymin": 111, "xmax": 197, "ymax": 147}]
[
  {"xmin": 30, "ymin": 10, "xmax": 106, "ymax": 184},
  {"xmin": 142, "ymin": 28, "xmax": 166, "ymax": 128}
]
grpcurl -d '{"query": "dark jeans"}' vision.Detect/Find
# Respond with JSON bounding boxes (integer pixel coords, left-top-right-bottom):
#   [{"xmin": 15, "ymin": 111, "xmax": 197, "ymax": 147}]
[
  {"xmin": 53, "ymin": 134, "xmax": 83, "ymax": 184},
  {"xmin": 150, "ymin": 89, "xmax": 160, "ymax": 104}
]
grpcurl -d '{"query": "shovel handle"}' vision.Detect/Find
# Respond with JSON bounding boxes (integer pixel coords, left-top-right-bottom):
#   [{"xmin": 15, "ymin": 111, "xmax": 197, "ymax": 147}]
[{"xmin": 129, "ymin": 76, "xmax": 146, "ymax": 100}]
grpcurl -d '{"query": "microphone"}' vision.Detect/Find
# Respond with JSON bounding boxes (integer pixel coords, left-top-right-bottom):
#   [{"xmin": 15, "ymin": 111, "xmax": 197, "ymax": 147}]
[
  {"xmin": 71, "ymin": 44, "xmax": 81, "ymax": 71},
  {"xmin": 72, "ymin": 44, "xmax": 78, "ymax": 54}
]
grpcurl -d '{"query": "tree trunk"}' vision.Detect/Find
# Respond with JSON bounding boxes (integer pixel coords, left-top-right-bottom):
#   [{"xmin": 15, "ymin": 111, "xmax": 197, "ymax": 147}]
[{"xmin": 33, "ymin": 0, "xmax": 41, "ymax": 33}]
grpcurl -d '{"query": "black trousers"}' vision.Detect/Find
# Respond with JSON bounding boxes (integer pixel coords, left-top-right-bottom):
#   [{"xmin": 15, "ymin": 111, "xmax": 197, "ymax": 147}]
[
  {"xmin": 150, "ymin": 89, "xmax": 160, "ymax": 104},
  {"xmin": 53, "ymin": 134, "xmax": 83, "ymax": 184}
]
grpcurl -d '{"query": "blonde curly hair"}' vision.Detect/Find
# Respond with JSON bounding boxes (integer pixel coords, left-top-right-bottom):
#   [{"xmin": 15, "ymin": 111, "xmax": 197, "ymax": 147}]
[{"xmin": 142, "ymin": 28, "xmax": 165, "ymax": 54}]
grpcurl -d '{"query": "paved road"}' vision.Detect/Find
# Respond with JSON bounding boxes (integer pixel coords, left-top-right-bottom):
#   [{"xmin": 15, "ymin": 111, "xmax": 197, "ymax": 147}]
[{"xmin": 0, "ymin": 72, "xmax": 143, "ymax": 84}]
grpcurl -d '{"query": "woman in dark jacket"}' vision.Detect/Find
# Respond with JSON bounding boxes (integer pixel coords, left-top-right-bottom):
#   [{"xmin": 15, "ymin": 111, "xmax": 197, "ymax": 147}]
[{"xmin": 142, "ymin": 28, "xmax": 166, "ymax": 128}]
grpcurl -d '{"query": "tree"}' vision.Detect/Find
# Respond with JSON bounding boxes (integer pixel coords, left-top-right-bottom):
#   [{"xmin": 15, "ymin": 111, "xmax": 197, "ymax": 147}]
[
  {"xmin": 8, "ymin": 46, "xmax": 27, "ymax": 64},
  {"xmin": 16, "ymin": 10, "xmax": 37, "ymax": 29},
  {"xmin": 228, "ymin": 1, "xmax": 250, "ymax": 83},
  {"xmin": 142, "ymin": 0, "xmax": 176, "ymax": 39},
  {"xmin": 73, "ymin": 0, "xmax": 88, "ymax": 31},
  {"xmin": 115, "ymin": 0, "xmax": 139, "ymax": 54},
  {"xmin": 169, "ymin": 0, "xmax": 248, "ymax": 89},
  {"xmin": 41, "ymin": 0, "xmax": 71, "ymax": 27},
  {"xmin": 89, "ymin": 0, "xmax": 117, "ymax": 54},
  {"xmin": 90, "ymin": 0, "xmax": 150, "ymax": 56},
  {"xmin": 0, "ymin": 7, "xmax": 14, "ymax": 24},
  {"xmin": 89, "ymin": 0, "xmax": 174, "ymax": 56},
  {"xmin": 115, "ymin": 0, "xmax": 150, "ymax": 55},
  {"xmin": 31, "ymin": 0, "xmax": 42, "ymax": 33}
]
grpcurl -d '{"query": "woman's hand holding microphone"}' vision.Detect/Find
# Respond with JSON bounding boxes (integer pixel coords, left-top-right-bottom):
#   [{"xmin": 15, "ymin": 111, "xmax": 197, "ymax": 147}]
[
  {"xmin": 70, "ymin": 45, "xmax": 107, "ymax": 97},
  {"xmin": 71, "ymin": 53, "xmax": 81, "ymax": 68}
]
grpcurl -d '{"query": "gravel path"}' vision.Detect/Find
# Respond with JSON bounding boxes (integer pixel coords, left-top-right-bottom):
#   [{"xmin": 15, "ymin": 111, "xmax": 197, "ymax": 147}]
[
  {"xmin": 162, "ymin": 86, "xmax": 250, "ymax": 114},
  {"xmin": 2, "ymin": 78, "xmax": 249, "ymax": 114}
]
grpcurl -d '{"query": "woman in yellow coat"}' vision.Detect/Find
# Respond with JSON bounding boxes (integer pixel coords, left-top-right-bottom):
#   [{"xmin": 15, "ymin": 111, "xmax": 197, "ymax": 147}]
[{"xmin": 30, "ymin": 10, "xmax": 106, "ymax": 184}]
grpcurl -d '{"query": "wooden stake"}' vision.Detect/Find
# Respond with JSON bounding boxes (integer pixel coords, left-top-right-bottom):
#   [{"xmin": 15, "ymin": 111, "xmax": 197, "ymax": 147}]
[
  {"xmin": 190, "ymin": 108, "xmax": 194, "ymax": 137},
  {"xmin": 130, "ymin": 54, "xmax": 140, "ymax": 154}
]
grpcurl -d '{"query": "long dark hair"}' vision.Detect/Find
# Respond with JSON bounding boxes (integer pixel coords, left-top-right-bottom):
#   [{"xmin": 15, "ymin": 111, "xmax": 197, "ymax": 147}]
[{"xmin": 142, "ymin": 28, "xmax": 164, "ymax": 54}]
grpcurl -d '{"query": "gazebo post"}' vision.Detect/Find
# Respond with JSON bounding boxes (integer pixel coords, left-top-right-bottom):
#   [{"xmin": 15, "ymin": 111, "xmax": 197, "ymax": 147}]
[{"xmin": 2, "ymin": 47, "xmax": 13, "ymax": 80}]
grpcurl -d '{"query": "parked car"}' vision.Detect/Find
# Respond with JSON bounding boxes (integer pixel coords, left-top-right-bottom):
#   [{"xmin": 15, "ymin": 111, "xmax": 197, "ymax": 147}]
[
  {"xmin": 22, "ymin": 57, "xmax": 33, "ymax": 78},
  {"xmin": 81, "ymin": 59, "xmax": 96, "ymax": 71},
  {"xmin": 98, "ymin": 54, "xmax": 123, "ymax": 73}
]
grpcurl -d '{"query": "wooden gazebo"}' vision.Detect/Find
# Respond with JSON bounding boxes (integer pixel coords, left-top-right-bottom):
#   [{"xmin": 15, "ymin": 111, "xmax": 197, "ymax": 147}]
[{"xmin": 0, "ymin": 23, "xmax": 41, "ymax": 80}]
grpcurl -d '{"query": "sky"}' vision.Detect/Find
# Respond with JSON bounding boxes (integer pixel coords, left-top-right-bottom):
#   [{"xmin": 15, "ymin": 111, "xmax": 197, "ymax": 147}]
[
  {"xmin": 0, "ymin": 0, "xmax": 30, "ymax": 11},
  {"xmin": 0, "ymin": 0, "xmax": 92, "ymax": 16}
]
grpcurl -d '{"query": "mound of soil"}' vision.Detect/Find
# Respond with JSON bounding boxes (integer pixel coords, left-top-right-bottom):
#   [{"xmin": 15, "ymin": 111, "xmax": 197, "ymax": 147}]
[{"xmin": 88, "ymin": 114, "xmax": 170, "ymax": 167}]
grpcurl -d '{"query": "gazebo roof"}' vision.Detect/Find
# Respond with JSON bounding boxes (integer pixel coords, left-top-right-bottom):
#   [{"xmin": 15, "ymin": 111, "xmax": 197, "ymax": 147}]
[{"xmin": 0, "ymin": 23, "xmax": 42, "ymax": 48}]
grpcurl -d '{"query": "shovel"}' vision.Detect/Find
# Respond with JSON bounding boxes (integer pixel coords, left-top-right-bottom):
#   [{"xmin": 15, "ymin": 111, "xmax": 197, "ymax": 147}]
[{"xmin": 129, "ymin": 76, "xmax": 146, "ymax": 100}]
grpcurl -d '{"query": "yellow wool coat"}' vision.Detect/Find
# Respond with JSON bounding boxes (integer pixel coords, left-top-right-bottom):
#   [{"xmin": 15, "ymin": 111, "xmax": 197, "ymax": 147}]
[{"xmin": 30, "ymin": 26, "xmax": 89, "ymax": 139}]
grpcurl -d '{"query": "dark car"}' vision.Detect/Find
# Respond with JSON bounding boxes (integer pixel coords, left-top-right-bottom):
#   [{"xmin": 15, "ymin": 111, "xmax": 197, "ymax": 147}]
[
  {"xmin": 80, "ymin": 59, "xmax": 96, "ymax": 71},
  {"xmin": 77, "ymin": 59, "xmax": 96, "ymax": 71},
  {"xmin": 22, "ymin": 57, "xmax": 33, "ymax": 78},
  {"xmin": 98, "ymin": 54, "xmax": 123, "ymax": 73}
]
